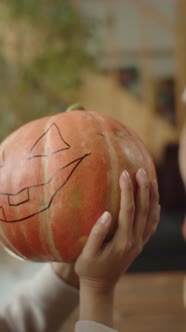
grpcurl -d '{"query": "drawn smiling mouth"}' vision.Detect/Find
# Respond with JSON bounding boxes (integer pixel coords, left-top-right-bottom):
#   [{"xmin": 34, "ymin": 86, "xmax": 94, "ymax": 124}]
[{"xmin": 0, "ymin": 153, "xmax": 90, "ymax": 223}]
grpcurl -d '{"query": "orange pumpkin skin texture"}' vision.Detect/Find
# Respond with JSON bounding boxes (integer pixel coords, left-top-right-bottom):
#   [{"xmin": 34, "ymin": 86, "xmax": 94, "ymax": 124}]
[{"xmin": 0, "ymin": 109, "xmax": 157, "ymax": 262}]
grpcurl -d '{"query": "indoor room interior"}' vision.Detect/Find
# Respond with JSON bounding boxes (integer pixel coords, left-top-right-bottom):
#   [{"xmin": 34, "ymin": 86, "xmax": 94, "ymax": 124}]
[{"xmin": 0, "ymin": 1, "xmax": 185, "ymax": 331}]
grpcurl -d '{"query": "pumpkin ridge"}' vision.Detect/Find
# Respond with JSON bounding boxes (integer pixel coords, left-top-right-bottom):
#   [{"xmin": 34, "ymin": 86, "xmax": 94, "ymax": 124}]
[
  {"xmin": 42, "ymin": 119, "xmax": 61, "ymax": 260},
  {"xmin": 89, "ymin": 112, "xmax": 119, "ymax": 219}
]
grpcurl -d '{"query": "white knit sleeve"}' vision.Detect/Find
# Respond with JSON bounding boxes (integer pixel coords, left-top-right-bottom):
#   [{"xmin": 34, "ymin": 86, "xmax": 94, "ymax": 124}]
[
  {"xmin": 0, "ymin": 264, "xmax": 79, "ymax": 332},
  {"xmin": 75, "ymin": 320, "xmax": 117, "ymax": 332}
]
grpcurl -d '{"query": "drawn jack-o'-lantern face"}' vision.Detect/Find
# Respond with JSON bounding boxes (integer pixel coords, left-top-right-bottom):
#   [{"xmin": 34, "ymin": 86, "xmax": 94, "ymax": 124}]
[
  {"xmin": 0, "ymin": 109, "xmax": 158, "ymax": 262},
  {"xmin": 0, "ymin": 122, "xmax": 90, "ymax": 223}
]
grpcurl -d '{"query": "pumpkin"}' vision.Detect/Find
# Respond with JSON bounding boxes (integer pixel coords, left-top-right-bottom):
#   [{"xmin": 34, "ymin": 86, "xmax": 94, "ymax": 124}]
[{"xmin": 0, "ymin": 106, "xmax": 157, "ymax": 262}]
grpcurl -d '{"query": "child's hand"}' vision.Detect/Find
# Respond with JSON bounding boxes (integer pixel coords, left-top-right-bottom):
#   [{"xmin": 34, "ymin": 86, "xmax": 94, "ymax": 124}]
[{"xmin": 75, "ymin": 168, "xmax": 160, "ymax": 294}]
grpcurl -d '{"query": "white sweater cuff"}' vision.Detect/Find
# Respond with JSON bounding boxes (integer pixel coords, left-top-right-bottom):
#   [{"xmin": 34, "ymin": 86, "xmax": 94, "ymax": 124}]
[{"xmin": 75, "ymin": 320, "xmax": 117, "ymax": 332}]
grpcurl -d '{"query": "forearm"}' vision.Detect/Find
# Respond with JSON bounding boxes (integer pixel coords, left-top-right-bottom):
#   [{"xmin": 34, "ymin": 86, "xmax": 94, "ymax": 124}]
[{"xmin": 79, "ymin": 281, "xmax": 114, "ymax": 328}]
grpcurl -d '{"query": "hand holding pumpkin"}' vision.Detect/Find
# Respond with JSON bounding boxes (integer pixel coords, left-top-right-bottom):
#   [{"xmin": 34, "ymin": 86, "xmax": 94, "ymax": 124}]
[
  {"xmin": 72, "ymin": 168, "xmax": 160, "ymax": 327},
  {"xmin": 75, "ymin": 168, "xmax": 160, "ymax": 293},
  {"xmin": 51, "ymin": 167, "xmax": 160, "ymax": 297}
]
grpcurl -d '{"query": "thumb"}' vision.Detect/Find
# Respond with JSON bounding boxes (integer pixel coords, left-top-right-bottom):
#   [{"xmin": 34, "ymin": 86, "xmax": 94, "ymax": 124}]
[{"xmin": 83, "ymin": 211, "xmax": 112, "ymax": 257}]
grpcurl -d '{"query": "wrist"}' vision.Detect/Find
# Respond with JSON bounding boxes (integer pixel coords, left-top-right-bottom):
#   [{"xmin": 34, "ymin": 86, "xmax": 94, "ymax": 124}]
[
  {"xmin": 80, "ymin": 277, "xmax": 115, "ymax": 295},
  {"xmin": 79, "ymin": 279, "xmax": 114, "ymax": 327}
]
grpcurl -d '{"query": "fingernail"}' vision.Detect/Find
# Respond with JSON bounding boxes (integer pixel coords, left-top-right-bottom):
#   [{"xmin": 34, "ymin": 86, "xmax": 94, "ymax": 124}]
[
  {"xmin": 138, "ymin": 168, "xmax": 147, "ymax": 178},
  {"xmin": 122, "ymin": 170, "xmax": 130, "ymax": 182},
  {"xmin": 99, "ymin": 211, "xmax": 111, "ymax": 225}
]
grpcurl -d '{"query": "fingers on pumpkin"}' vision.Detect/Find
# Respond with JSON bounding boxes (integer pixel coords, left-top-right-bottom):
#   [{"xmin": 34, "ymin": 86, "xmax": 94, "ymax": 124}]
[
  {"xmin": 143, "ymin": 181, "xmax": 161, "ymax": 244},
  {"xmin": 84, "ymin": 211, "xmax": 112, "ymax": 257},
  {"xmin": 134, "ymin": 168, "xmax": 150, "ymax": 241},
  {"xmin": 114, "ymin": 170, "xmax": 135, "ymax": 243}
]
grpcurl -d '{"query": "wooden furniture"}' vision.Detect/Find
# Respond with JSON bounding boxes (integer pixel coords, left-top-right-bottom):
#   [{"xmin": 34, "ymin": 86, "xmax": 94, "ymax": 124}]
[
  {"xmin": 176, "ymin": 0, "xmax": 186, "ymax": 130},
  {"xmin": 114, "ymin": 272, "xmax": 186, "ymax": 332},
  {"xmin": 61, "ymin": 271, "xmax": 186, "ymax": 332}
]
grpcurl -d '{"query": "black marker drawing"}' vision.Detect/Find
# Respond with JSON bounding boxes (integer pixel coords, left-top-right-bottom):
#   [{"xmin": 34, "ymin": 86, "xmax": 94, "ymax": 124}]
[
  {"xmin": 0, "ymin": 123, "xmax": 91, "ymax": 223},
  {"xmin": 28, "ymin": 123, "xmax": 71, "ymax": 159}
]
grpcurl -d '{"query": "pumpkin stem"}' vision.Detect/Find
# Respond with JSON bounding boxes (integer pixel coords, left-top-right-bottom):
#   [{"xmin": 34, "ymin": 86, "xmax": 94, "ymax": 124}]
[{"xmin": 66, "ymin": 103, "xmax": 85, "ymax": 112}]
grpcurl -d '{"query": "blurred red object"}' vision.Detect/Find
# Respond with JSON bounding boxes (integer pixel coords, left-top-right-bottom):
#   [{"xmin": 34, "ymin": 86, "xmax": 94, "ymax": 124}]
[{"xmin": 182, "ymin": 216, "xmax": 186, "ymax": 240}]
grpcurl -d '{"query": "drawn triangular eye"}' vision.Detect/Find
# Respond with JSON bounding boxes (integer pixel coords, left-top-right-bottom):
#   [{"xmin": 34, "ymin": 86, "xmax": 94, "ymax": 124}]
[
  {"xmin": 29, "ymin": 123, "xmax": 70, "ymax": 159},
  {"xmin": 0, "ymin": 149, "xmax": 5, "ymax": 168}
]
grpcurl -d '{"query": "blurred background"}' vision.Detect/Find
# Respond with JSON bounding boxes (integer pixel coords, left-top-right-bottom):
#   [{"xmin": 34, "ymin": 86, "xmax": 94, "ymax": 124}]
[{"xmin": 0, "ymin": 0, "xmax": 185, "ymax": 330}]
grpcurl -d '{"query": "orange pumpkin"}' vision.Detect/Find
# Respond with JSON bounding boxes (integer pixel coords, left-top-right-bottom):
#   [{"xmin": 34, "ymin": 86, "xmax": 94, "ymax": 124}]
[{"xmin": 0, "ymin": 107, "xmax": 157, "ymax": 262}]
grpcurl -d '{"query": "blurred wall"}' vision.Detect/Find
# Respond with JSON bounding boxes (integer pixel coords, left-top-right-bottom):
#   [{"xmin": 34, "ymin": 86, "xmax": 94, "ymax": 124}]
[
  {"xmin": 80, "ymin": 0, "xmax": 176, "ymax": 78},
  {"xmin": 79, "ymin": 72, "xmax": 178, "ymax": 164}
]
